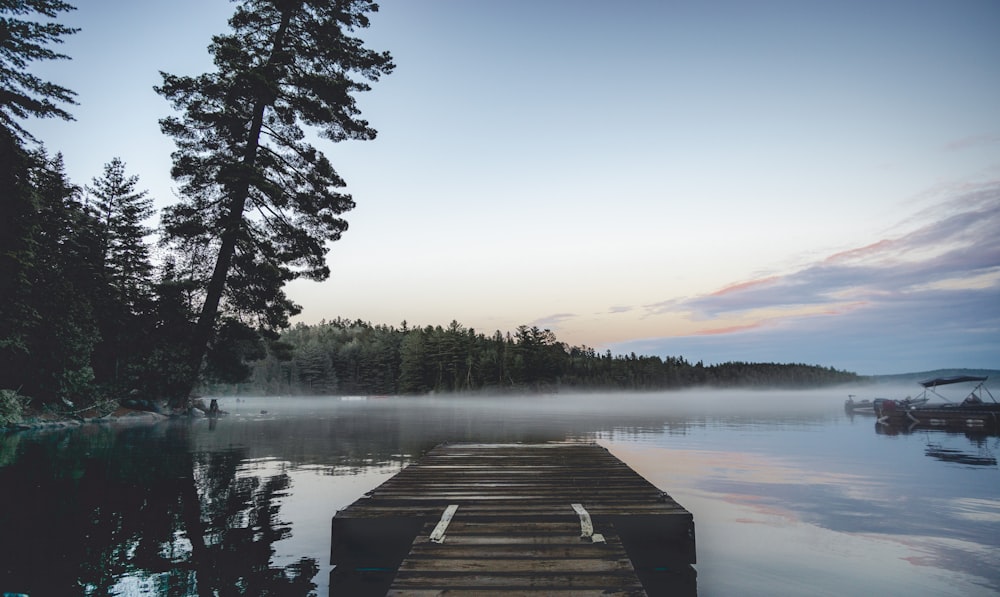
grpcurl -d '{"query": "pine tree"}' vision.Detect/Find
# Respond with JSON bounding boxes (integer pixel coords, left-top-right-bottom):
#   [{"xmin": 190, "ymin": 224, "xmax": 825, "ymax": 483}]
[
  {"xmin": 15, "ymin": 150, "xmax": 102, "ymax": 402},
  {"xmin": 0, "ymin": 0, "xmax": 78, "ymax": 141},
  {"xmin": 0, "ymin": 0, "xmax": 78, "ymax": 397},
  {"xmin": 398, "ymin": 329, "xmax": 428, "ymax": 394},
  {"xmin": 156, "ymin": 0, "xmax": 393, "ymax": 404},
  {"xmin": 84, "ymin": 158, "xmax": 156, "ymax": 387},
  {"xmin": 86, "ymin": 157, "xmax": 155, "ymax": 312},
  {"xmin": 0, "ymin": 128, "xmax": 39, "ymax": 387}
]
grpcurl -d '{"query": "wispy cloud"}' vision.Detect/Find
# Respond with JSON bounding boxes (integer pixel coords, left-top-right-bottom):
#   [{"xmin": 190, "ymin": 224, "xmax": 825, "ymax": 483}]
[
  {"xmin": 615, "ymin": 182, "xmax": 1000, "ymax": 372},
  {"xmin": 675, "ymin": 182, "xmax": 1000, "ymax": 320},
  {"xmin": 531, "ymin": 313, "xmax": 577, "ymax": 328},
  {"xmin": 944, "ymin": 134, "xmax": 1000, "ymax": 151},
  {"xmin": 693, "ymin": 322, "xmax": 766, "ymax": 336},
  {"xmin": 709, "ymin": 276, "xmax": 784, "ymax": 298}
]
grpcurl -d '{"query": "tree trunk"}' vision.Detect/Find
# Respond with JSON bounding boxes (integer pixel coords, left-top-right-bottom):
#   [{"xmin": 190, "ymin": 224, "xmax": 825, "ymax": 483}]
[{"xmin": 177, "ymin": 9, "xmax": 295, "ymax": 405}]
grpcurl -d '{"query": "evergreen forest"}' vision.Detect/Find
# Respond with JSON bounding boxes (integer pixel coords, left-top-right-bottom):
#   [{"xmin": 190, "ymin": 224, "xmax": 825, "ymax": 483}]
[{"xmin": 210, "ymin": 318, "xmax": 860, "ymax": 396}]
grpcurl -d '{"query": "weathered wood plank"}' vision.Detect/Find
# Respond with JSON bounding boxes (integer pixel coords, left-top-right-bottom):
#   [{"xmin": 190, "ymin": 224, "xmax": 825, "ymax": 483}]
[
  {"xmin": 388, "ymin": 572, "xmax": 645, "ymax": 589},
  {"xmin": 421, "ymin": 520, "xmax": 580, "ymax": 534},
  {"xmin": 337, "ymin": 504, "xmax": 689, "ymax": 517},
  {"xmin": 398, "ymin": 557, "xmax": 635, "ymax": 573},
  {"xmin": 387, "ymin": 590, "xmax": 645, "ymax": 597},
  {"xmin": 406, "ymin": 535, "xmax": 611, "ymax": 547},
  {"xmin": 405, "ymin": 543, "xmax": 625, "ymax": 558}
]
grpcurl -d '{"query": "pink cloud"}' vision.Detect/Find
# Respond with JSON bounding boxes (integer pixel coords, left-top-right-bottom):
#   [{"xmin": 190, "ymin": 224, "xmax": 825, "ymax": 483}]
[
  {"xmin": 824, "ymin": 239, "xmax": 895, "ymax": 264},
  {"xmin": 709, "ymin": 275, "xmax": 783, "ymax": 297},
  {"xmin": 692, "ymin": 322, "xmax": 766, "ymax": 336}
]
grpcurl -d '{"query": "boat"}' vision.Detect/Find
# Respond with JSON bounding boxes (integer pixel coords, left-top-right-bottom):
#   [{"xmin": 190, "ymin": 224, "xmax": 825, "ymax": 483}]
[
  {"xmin": 845, "ymin": 393, "xmax": 926, "ymax": 414},
  {"xmin": 874, "ymin": 375, "xmax": 1000, "ymax": 431},
  {"xmin": 845, "ymin": 395, "xmax": 876, "ymax": 414}
]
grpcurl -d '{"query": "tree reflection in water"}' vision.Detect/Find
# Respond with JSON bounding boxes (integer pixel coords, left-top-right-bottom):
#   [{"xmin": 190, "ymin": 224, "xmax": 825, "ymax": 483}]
[{"xmin": 0, "ymin": 423, "xmax": 318, "ymax": 596}]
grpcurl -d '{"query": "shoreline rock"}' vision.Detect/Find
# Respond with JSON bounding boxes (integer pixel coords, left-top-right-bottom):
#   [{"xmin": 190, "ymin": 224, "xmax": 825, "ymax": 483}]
[{"xmin": 4, "ymin": 406, "xmax": 172, "ymax": 433}]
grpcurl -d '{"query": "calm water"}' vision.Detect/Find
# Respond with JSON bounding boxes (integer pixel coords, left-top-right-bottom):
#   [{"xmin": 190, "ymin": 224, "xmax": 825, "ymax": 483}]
[{"xmin": 1, "ymin": 391, "xmax": 997, "ymax": 596}]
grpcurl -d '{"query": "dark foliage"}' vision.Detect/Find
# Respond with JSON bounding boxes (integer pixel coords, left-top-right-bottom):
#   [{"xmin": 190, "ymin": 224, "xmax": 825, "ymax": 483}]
[
  {"xmin": 0, "ymin": 1, "xmax": 83, "ymax": 403},
  {"xmin": 0, "ymin": 425, "xmax": 319, "ymax": 594},
  {"xmin": 2, "ymin": 150, "xmax": 104, "ymax": 403},
  {"xmin": 0, "ymin": 0, "xmax": 78, "ymax": 141},
  {"xmin": 85, "ymin": 158, "xmax": 157, "ymax": 389},
  {"xmin": 155, "ymin": 0, "xmax": 394, "ymax": 402},
  {"xmin": 208, "ymin": 318, "xmax": 861, "ymax": 396}
]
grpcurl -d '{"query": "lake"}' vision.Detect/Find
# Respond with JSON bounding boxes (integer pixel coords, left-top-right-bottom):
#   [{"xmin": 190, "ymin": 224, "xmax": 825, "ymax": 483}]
[{"xmin": 1, "ymin": 390, "xmax": 997, "ymax": 596}]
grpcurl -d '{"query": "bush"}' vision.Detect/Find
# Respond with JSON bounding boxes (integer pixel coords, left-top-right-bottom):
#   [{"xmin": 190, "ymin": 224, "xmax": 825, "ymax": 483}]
[{"xmin": 0, "ymin": 389, "xmax": 31, "ymax": 426}]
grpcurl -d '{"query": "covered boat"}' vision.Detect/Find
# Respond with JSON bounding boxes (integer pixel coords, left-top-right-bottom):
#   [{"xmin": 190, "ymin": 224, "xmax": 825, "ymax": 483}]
[{"xmin": 875, "ymin": 376, "xmax": 1000, "ymax": 431}]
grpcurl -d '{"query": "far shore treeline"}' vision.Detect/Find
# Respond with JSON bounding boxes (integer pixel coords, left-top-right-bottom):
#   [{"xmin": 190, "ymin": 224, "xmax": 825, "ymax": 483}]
[
  {"xmin": 1, "ymin": 2, "xmax": 856, "ymax": 427},
  {"xmin": 204, "ymin": 318, "xmax": 861, "ymax": 397}
]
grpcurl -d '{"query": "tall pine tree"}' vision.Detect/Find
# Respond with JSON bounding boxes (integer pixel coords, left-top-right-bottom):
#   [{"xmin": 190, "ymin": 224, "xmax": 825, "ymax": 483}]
[
  {"xmin": 85, "ymin": 158, "xmax": 156, "ymax": 387},
  {"xmin": 0, "ymin": 1, "xmax": 79, "ymax": 400},
  {"xmin": 156, "ymin": 0, "xmax": 393, "ymax": 403},
  {"xmin": 18, "ymin": 150, "xmax": 103, "ymax": 403},
  {"xmin": 86, "ymin": 157, "xmax": 155, "ymax": 312}
]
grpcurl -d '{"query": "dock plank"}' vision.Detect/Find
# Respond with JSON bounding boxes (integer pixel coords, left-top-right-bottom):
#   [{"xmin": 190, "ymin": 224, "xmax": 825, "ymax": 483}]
[{"xmin": 387, "ymin": 584, "xmax": 646, "ymax": 597}]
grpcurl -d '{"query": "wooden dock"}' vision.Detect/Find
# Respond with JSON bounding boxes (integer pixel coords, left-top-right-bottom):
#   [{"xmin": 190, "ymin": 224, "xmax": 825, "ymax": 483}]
[{"xmin": 330, "ymin": 442, "xmax": 696, "ymax": 596}]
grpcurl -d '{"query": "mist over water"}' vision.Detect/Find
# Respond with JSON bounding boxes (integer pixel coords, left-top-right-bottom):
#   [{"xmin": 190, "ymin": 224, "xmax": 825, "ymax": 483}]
[
  {"xmin": 218, "ymin": 387, "xmax": 853, "ymax": 427},
  {"xmin": 2, "ymin": 390, "xmax": 997, "ymax": 596}
]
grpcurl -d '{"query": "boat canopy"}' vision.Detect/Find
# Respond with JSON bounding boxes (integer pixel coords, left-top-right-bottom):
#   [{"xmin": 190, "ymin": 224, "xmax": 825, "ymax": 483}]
[{"xmin": 919, "ymin": 375, "xmax": 988, "ymax": 388}]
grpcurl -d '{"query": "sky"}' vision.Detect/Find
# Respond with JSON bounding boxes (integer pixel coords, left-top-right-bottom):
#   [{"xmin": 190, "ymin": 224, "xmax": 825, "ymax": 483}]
[{"xmin": 25, "ymin": 0, "xmax": 1000, "ymax": 375}]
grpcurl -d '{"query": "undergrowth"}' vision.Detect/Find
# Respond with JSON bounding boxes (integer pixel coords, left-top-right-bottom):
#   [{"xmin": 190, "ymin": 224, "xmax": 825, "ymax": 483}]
[{"xmin": 0, "ymin": 389, "xmax": 31, "ymax": 427}]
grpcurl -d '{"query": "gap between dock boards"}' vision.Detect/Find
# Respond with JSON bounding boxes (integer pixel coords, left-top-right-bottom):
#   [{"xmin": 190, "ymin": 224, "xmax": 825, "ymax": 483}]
[{"xmin": 330, "ymin": 442, "xmax": 696, "ymax": 596}]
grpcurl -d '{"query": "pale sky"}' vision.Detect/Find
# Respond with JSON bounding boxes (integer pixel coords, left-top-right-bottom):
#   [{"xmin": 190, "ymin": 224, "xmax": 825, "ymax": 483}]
[{"xmin": 27, "ymin": 0, "xmax": 1000, "ymax": 375}]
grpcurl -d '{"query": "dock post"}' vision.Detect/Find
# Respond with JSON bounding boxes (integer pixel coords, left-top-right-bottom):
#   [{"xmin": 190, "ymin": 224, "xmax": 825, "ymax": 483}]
[
  {"xmin": 611, "ymin": 513, "xmax": 697, "ymax": 594},
  {"xmin": 329, "ymin": 516, "xmax": 424, "ymax": 596}
]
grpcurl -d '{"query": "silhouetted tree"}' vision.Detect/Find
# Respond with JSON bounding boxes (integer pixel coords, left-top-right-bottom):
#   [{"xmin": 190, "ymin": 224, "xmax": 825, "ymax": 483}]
[
  {"xmin": 156, "ymin": 0, "xmax": 394, "ymax": 404},
  {"xmin": 86, "ymin": 157, "xmax": 155, "ymax": 312},
  {"xmin": 85, "ymin": 158, "xmax": 157, "ymax": 387},
  {"xmin": 0, "ymin": 0, "xmax": 78, "ymax": 141},
  {"xmin": 134, "ymin": 260, "xmax": 202, "ymax": 401},
  {"xmin": 11, "ymin": 151, "xmax": 103, "ymax": 403},
  {"xmin": 398, "ymin": 328, "xmax": 429, "ymax": 394},
  {"xmin": 0, "ymin": 130, "xmax": 39, "ymax": 393},
  {"xmin": 228, "ymin": 319, "xmax": 862, "ymax": 396},
  {"xmin": 0, "ymin": 0, "xmax": 78, "ymax": 399}
]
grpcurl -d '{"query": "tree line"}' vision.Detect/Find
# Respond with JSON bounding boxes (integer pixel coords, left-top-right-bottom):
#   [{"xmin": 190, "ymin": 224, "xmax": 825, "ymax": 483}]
[{"xmin": 206, "ymin": 318, "xmax": 861, "ymax": 396}]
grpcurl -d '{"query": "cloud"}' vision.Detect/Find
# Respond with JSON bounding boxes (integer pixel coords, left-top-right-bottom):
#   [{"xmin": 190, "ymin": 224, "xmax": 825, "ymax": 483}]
[
  {"xmin": 607, "ymin": 305, "xmax": 633, "ymax": 314},
  {"xmin": 693, "ymin": 322, "xmax": 767, "ymax": 336},
  {"xmin": 944, "ymin": 134, "xmax": 1000, "ymax": 151},
  {"xmin": 531, "ymin": 313, "xmax": 577, "ymax": 328},
  {"xmin": 709, "ymin": 276, "xmax": 784, "ymax": 297},
  {"xmin": 614, "ymin": 182, "xmax": 1000, "ymax": 373},
  {"xmin": 677, "ymin": 183, "xmax": 1000, "ymax": 319}
]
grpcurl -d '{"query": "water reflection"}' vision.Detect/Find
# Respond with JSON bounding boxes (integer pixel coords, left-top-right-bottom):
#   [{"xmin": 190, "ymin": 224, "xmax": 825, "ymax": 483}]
[
  {"xmin": 874, "ymin": 423, "xmax": 1000, "ymax": 467},
  {"xmin": 1, "ymin": 392, "xmax": 998, "ymax": 596},
  {"xmin": 0, "ymin": 424, "xmax": 318, "ymax": 596},
  {"xmin": 924, "ymin": 444, "xmax": 997, "ymax": 467},
  {"xmin": 608, "ymin": 440, "xmax": 1000, "ymax": 595}
]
